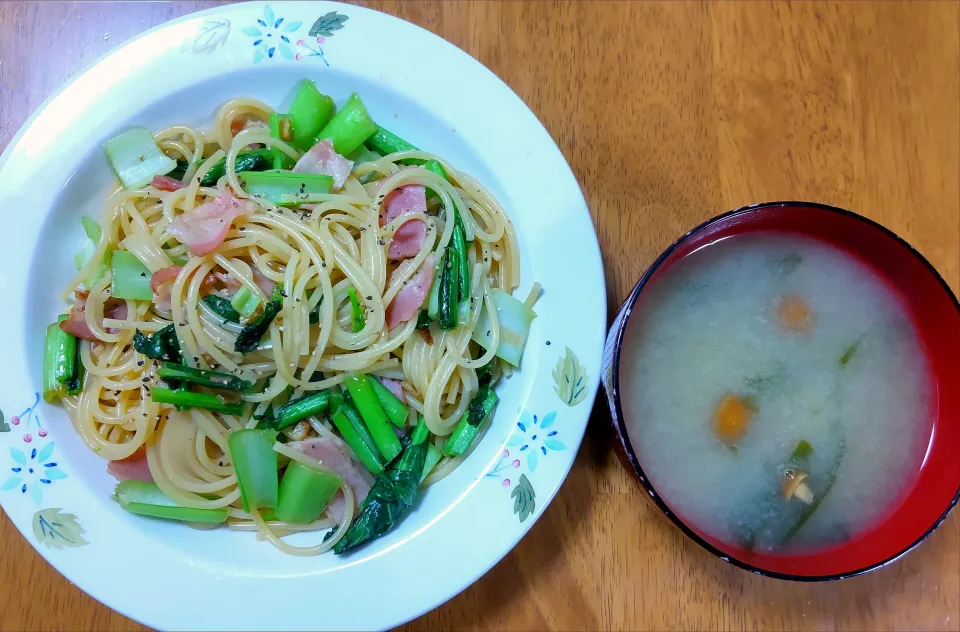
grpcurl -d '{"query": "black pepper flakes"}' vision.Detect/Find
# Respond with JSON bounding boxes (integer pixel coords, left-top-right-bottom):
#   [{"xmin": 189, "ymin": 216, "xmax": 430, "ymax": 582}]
[{"xmin": 137, "ymin": 360, "xmax": 144, "ymax": 366}]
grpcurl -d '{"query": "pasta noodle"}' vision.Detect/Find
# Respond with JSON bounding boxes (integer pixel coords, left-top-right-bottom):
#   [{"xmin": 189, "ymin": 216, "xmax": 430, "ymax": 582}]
[{"xmin": 54, "ymin": 90, "xmax": 525, "ymax": 555}]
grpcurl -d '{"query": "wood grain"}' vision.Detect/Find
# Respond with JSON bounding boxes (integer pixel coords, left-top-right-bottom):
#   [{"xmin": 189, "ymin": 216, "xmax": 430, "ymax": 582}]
[{"xmin": 1, "ymin": 1, "xmax": 957, "ymax": 630}]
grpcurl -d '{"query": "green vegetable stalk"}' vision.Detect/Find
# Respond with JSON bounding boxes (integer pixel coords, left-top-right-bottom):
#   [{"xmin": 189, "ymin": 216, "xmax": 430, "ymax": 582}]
[
  {"xmin": 274, "ymin": 461, "xmax": 342, "ymax": 524},
  {"xmin": 316, "ymin": 93, "xmax": 378, "ymax": 155},
  {"xmin": 330, "ymin": 404, "xmax": 384, "ymax": 475},
  {"xmin": 168, "ymin": 149, "xmax": 272, "ymax": 187},
  {"xmin": 113, "ymin": 480, "xmax": 228, "ymax": 523},
  {"xmin": 157, "ymin": 362, "xmax": 253, "ymax": 393},
  {"xmin": 150, "ymin": 387, "xmax": 245, "ymax": 416},
  {"xmin": 287, "ymin": 79, "xmax": 335, "ymax": 151},
  {"xmin": 228, "ymin": 429, "xmax": 279, "ymax": 512},
  {"xmin": 274, "ymin": 391, "xmax": 331, "ymax": 431},
  {"xmin": 344, "ymin": 375, "xmax": 401, "ymax": 463},
  {"xmin": 444, "ymin": 386, "xmax": 499, "ymax": 457},
  {"xmin": 347, "ymin": 288, "xmax": 365, "ymax": 333},
  {"xmin": 369, "ymin": 377, "xmax": 408, "ymax": 428}
]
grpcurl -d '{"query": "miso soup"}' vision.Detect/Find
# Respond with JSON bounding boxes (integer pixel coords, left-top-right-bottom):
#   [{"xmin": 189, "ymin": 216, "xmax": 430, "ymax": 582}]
[{"xmin": 621, "ymin": 233, "xmax": 932, "ymax": 552}]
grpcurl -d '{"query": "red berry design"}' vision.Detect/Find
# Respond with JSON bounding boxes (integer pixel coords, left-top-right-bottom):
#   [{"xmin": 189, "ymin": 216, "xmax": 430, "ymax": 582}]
[
  {"xmin": 512, "ymin": 459, "xmax": 520, "ymax": 468},
  {"xmin": 23, "ymin": 434, "xmax": 32, "ymax": 443},
  {"xmin": 296, "ymin": 39, "xmax": 305, "ymax": 46},
  {"xmin": 10, "ymin": 416, "xmax": 19, "ymax": 426},
  {"xmin": 295, "ymin": 53, "xmax": 303, "ymax": 61},
  {"xmin": 38, "ymin": 429, "xmax": 48, "ymax": 438},
  {"xmin": 502, "ymin": 448, "xmax": 510, "ymax": 457},
  {"xmin": 502, "ymin": 478, "xmax": 510, "ymax": 488}
]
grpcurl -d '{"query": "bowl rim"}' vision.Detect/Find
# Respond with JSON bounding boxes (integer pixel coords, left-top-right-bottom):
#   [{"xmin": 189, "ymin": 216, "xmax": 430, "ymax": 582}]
[{"xmin": 608, "ymin": 200, "xmax": 960, "ymax": 582}]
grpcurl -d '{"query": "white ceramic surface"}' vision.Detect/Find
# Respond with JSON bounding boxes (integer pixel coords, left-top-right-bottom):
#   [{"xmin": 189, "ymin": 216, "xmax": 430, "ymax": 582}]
[{"xmin": 0, "ymin": 3, "xmax": 605, "ymax": 630}]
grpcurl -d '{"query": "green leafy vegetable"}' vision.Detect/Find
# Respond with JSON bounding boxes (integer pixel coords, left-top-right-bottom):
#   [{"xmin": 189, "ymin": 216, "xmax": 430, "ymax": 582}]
[
  {"xmin": 333, "ymin": 418, "xmax": 429, "ymax": 554},
  {"xmin": 234, "ymin": 286, "xmax": 284, "ymax": 353},
  {"xmin": 839, "ymin": 339, "xmax": 861, "ymax": 367},
  {"xmin": 202, "ymin": 294, "xmax": 242, "ymax": 323},
  {"xmin": 133, "ymin": 324, "xmax": 183, "ymax": 363}
]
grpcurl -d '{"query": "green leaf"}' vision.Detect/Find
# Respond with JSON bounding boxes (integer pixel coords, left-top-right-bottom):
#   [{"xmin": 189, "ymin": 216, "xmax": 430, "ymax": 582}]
[
  {"xmin": 309, "ymin": 11, "xmax": 349, "ymax": 37},
  {"xmin": 511, "ymin": 474, "xmax": 536, "ymax": 522},
  {"xmin": 0, "ymin": 409, "xmax": 8, "ymax": 433},
  {"xmin": 32, "ymin": 508, "xmax": 89, "ymax": 549},
  {"xmin": 778, "ymin": 252, "xmax": 803, "ymax": 277},
  {"xmin": 552, "ymin": 347, "xmax": 588, "ymax": 406}
]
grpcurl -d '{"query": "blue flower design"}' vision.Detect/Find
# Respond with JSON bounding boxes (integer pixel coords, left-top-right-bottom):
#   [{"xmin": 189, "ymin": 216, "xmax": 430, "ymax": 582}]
[
  {"xmin": 506, "ymin": 411, "xmax": 565, "ymax": 473},
  {"xmin": 1, "ymin": 442, "xmax": 67, "ymax": 505},
  {"xmin": 241, "ymin": 5, "xmax": 302, "ymax": 63}
]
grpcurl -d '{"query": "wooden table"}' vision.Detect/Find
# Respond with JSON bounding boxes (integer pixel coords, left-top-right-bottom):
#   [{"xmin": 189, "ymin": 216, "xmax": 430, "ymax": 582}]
[{"xmin": 1, "ymin": 1, "xmax": 957, "ymax": 630}]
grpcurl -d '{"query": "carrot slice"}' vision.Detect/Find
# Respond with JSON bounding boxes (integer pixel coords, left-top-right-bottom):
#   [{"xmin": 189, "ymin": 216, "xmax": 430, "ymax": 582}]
[
  {"xmin": 777, "ymin": 294, "xmax": 814, "ymax": 333},
  {"xmin": 712, "ymin": 394, "xmax": 752, "ymax": 446}
]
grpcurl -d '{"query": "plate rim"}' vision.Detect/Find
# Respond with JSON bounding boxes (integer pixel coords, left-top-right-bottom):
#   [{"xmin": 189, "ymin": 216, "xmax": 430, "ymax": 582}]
[{"xmin": 0, "ymin": 2, "xmax": 607, "ymax": 630}]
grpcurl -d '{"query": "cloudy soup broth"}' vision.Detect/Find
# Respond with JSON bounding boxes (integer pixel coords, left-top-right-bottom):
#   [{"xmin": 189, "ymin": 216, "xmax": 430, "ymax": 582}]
[{"xmin": 621, "ymin": 233, "xmax": 932, "ymax": 552}]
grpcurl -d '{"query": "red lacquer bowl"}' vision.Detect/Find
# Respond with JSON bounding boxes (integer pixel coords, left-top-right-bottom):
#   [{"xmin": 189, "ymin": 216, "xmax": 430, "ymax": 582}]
[{"xmin": 601, "ymin": 201, "xmax": 960, "ymax": 580}]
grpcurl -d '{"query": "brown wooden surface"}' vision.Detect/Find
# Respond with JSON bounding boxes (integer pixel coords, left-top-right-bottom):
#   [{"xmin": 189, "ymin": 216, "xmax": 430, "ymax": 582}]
[{"xmin": 1, "ymin": 1, "xmax": 958, "ymax": 630}]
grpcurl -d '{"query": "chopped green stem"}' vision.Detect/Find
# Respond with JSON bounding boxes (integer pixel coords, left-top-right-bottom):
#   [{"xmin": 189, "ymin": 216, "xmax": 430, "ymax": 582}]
[
  {"xmin": 438, "ymin": 248, "xmax": 459, "ymax": 330},
  {"xmin": 444, "ymin": 386, "xmax": 499, "ymax": 457},
  {"xmin": 420, "ymin": 443, "xmax": 442, "ymax": 484},
  {"xmin": 43, "ymin": 322, "xmax": 67, "ymax": 403},
  {"xmin": 228, "ymin": 429, "xmax": 279, "ymax": 512},
  {"xmin": 102, "ymin": 128, "xmax": 177, "ymax": 190},
  {"xmin": 316, "ymin": 93, "xmax": 378, "ymax": 155},
  {"xmin": 364, "ymin": 126, "xmax": 416, "ymax": 156},
  {"xmin": 240, "ymin": 171, "xmax": 333, "ymax": 205},
  {"xmin": 781, "ymin": 439, "xmax": 846, "ymax": 543},
  {"xmin": 347, "ymin": 288, "xmax": 365, "ymax": 333},
  {"xmin": 275, "ymin": 461, "xmax": 343, "ymax": 524},
  {"xmin": 288, "ymin": 79, "xmax": 335, "ymax": 151},
  {"xmin": 150, "ymin": 387, "xmax": 245, "ymax": 416},
  {"xmin": 230, "ymin": 286, "xmax": 262, "ymax": 318},
  {"xmin": 332, "ymin": 404, "xmax": 384, "ymax": 474},
  {"xmin": 110, "ymin": 250, "xmax": 153, "ymax": 300},
  {"xmin": 422, "ymin": 159, "xmax": 448, "ymax": 179},
  {"xmin": 415, "ymin": 311, "xmax": 432, "ymax": 330},
  {"xmin": 275, "ymin": 391, "xmax": 331, "ymax": 431},
  {"xmin": 452, "ymin": 211, "xmax": 470, "ymax": 302},
  {"xmin": 344, "ymin": 375, "xmax": 402, "ymax": 463},
  {"xmin": 113, "ymin": 480, "xmax": 228, "ymax": 523},
  {"xmin": 157, "ymin": 362, "xmax": 253, "ymax": 393},
  {"xmin": 369, "ymin": 376, "xmax": 408, "ymax": 428},
  {"xmin": 202, "ymin": 295, "xmax": 242, "ymax": 323},
  {"xmin": 168, "ymin": 149, "xmax": 272, "ymax": 186},
  {"xmin": 268, "ymin": 113, "xmax": 294, "ymax": 169}
]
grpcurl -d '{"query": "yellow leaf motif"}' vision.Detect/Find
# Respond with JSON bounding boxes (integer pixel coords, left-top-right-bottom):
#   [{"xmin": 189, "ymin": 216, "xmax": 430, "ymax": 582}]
[
  {"xmin": 32, "ymin": 508, "xmax": 89, "ymax": 549},
  {"xmin": 553, "ymin": 347, "xmax": 587, "ymax": 406}
]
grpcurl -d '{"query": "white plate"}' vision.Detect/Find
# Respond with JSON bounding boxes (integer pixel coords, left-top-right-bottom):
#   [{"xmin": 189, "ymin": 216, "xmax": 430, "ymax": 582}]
[{"xmin": 0, "ymin": 2, "xmax": 605, "ymax": 630}]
